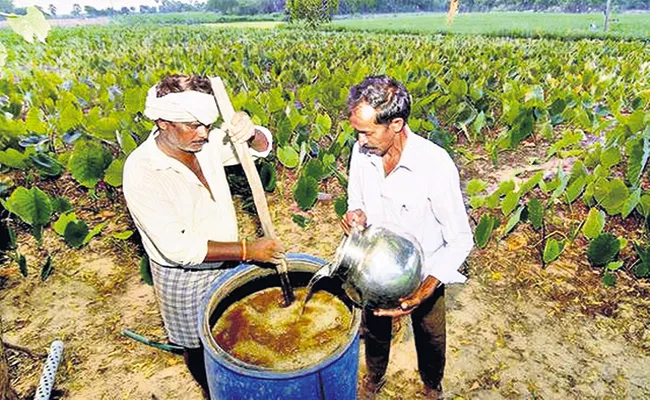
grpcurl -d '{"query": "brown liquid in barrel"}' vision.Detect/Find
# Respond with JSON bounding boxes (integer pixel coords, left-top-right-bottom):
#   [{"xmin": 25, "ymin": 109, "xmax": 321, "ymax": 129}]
[{"xmin": 212, "ymin": 287, "xmax": 351, "ymax": 370}]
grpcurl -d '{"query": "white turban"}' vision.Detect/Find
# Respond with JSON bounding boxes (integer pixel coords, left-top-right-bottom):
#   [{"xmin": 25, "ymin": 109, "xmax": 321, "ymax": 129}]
[{"xmin": 143, "ymin": 85, "xmax": 219, "ymax": 126}]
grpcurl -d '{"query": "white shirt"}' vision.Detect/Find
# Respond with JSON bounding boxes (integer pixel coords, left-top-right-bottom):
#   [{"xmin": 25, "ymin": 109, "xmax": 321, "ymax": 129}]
[
  {"xmin": 347, "ymin": 127, "xmax": 474, "ymax": 284},
  {"xmin": 123, "ymin": 126, "xmax": 272, "ymax": 267}
]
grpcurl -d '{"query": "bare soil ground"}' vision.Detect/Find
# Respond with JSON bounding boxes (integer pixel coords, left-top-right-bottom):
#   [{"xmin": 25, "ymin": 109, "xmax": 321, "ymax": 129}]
[{"xmin": 2, "ymin": 145, "xmax": 650, "ymax": 399}]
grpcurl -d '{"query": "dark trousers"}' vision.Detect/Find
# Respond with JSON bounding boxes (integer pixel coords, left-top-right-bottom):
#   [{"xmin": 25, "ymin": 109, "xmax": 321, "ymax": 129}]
[
  {"xmin": 364, "ymin": 284, "xmax": 446, "ymax": 389},
  {"xmin": 183, "ymin": 346, "xmax": 210, "ymax": 397}
]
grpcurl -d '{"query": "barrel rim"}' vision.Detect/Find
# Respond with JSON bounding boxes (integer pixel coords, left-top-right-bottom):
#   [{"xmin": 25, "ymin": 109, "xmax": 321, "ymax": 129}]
[{"xmin": 198, "ymin": 252, "xmax": 362, "ymax": 379}]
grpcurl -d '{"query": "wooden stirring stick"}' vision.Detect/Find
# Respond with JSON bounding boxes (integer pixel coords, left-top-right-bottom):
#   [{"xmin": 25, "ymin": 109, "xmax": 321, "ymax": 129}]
[{"xmin": 210, "ymin": 77, "xmax": 295, "ymax": 306}]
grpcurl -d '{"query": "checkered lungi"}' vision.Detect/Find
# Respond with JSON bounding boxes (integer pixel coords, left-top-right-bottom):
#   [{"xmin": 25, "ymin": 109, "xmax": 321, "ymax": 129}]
[{"xmin": 149, "ymin": 260, "xmax": 230, "ymax": 348}]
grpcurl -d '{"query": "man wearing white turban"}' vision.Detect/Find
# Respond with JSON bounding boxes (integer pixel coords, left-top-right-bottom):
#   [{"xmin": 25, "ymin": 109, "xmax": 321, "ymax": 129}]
[{"xmin": 123, "ymin": 74, "xmax": 285, "ymax": 395}]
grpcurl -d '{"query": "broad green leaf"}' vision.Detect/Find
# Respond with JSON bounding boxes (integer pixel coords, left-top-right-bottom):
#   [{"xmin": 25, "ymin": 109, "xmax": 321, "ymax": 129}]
[
  {"xmin": 268, "ymin": 88, "xmax": 285, "ymax": 113},
  {"xmin": 64, "ymin": 220, "xmax": 89, "ymax": 248},
  {"xmin": 68, "ymin": 141, "xmax": 112, "ymax": 188},
  {"xmin": 276, "ymin": 117, "xmax": 293, "ymax": 147},
  {"xmin": 89, "ymin": 117, "xmax": 120, "ymax": 141},
  {"xmin": 638, "ymin": 194, "xmax": 650, "ymax": 218},
  {"xmin": 83, "ymin": 222, "xmax": 107, "ymax": 245},
  {"xmin": 117, "ymin": 131, "xmax": 137, "ymax": 155},
  {"xmin": 466, "ymin": 179, "xmax": 488, "ymax": 196},
  {"xmin": 260, "ymin": 163, "xmax": 277, "ymax": 192},
  {"xmin": 53, "ymin": 212, "xmax": 77, "ymax": 236},
  {"xmin": 548, "ymin": 169, "xmax": 569, "ymax": 204},
  {"xmin": 334, "ymin": 196, "xmax": 347, "ymax": 218},
  {"xmin": 540, "ymin": 174, "xmax": 560, "ymax": 193},
  {"xmin": 599, "ymin": 146, "xmax": 621, "ymax": 169},
  {"xmin": 140, "ymin": 254, "xmax": 153, "ymax": 286},
  {"xmin": 475, "ymin": 214, "xmax": 497, "ymax": 249},
  {"xmin": 245, "ymin": 98, "xmax": 268, "ymax": 125},
  {"xmin": 501, "ymin": 190, "xmax": 520, "ymax": 217},
  {"xmin": 582, "ymin": 208, "xmax": 605, "ymax": 239},
  {"xmin": 5, "ymin": 186, "xmax": 52, "ymax": 226},
  {"xmin": 469, "ymin": 195, "xmax": 485, "ymax": 209},
  {"xmin": 569, "ymin": 160, "xmax": 588, "ymax": 183},
  {"xmin": 606, "ymin": 261, "xmax": 624, "ymax": 271},
  {"xmin": 0, "ymin": 148, "xmax": 28, "ymax": 169},
  {"xmin": 524, "ymin": 86, "xmax": 544, "ymax": 106},
  {"xmin": 486, "ymin": 180, "xmax": 515, "ymax": 208},
  {"xmin": 25, "ymin": 108, "xmax": 47, "ymax": 134},
  {"xmin": 293, "ymin": 175, "xmax": 319, "ymax": 211},
  {"xmin": 519, "ymin": 172, "xmax": 543, "ymax": 196},
  {"xmin": 472, "ymin": 111, "xmax": 486, "ymax": 135},
  {"xmin": 277, "ymin": 146, "xmax": 300, "ymax": 169},
  {"xmin": 565, "ymin": 175, "xmax": 586, "ymax": 204},
  {"xmin": 603, "ymin": 272, "xmax": 616, "ymax": 287},
  {"xmin": 548, "ymin": 130, "xmax": 582, "ymax": 158},
  {"xmin": 40, "ymin": 255, "xmax": 53, "ymax": 281},
  {"xmin": 7, "ymin": 6, "xmax": 51, "ymax": 44},
  {"xmin": 624, "ymin": 110, "xmax": 646, "ymax": 134},
  {"xmin": 594, "ymin": 178, "xmax": 629, "ymax": 215},
  {"xmin": 292, "ymin": 214, "xmax": 311, "ymax": 228},
  {"xmin": 104, "ymin": 158, "xmax": 125, "ymax": 187},
  {"xmin": 527, "ymin": 197, "xmax": 544, "ymax": 230},
  {"xmin": 449, "ymin": 79, "xmax": 468, "ymax": 97},
  {"xmin": 58, "ymin": 98, "xmax": 83, "ymax": 133},
  {"xmin": 504, "ymin": 205, "xmax": 524, "ymax": 236},
  {"xmin": 50, "ymin": 196, "xmax": 72, "ymax": 214},
  {"xmin": 124, "ymin": 87, "xmax": 146, "ymax": 115},
  {"xmin": 303, "ymin": 159, "xmax": 325, "ymax": 181},
  {"xmin": 625, "ymin": 133, "xmax": 649, "ymax": 188},
  {"xmin": 30, "ymin": 152, "xmax": 63, "ymax": 177},
  {"xmin": 112, "ymin": 230, "xmax": 133, "ymax": 240},
  {"xmin": 543, "ymin": 238, "xmax": 564, "ymax": 264},
  {"xmin": 634, "ymin": 262, "xmax": 650, "ymax": 278},
  {"xmin": 622, "ymin": 188, "xmax": 641, "ymax": 219},
  {"xmin": 587, "ymin": 233, "xmax": 620, "ymax": 267},
  {"xmin": 314, "ymin": 113, "xmax": 332, "ymax": 139},
  {"xmin": 286, "ymin": 105, "xmax": 305, "ymax": 130}
]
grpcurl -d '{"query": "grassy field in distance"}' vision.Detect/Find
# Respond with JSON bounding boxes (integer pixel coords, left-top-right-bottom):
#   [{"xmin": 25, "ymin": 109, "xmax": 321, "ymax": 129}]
[{"xmin": 329, "ymin": 12, "xmax": 650, "ymax": 39}]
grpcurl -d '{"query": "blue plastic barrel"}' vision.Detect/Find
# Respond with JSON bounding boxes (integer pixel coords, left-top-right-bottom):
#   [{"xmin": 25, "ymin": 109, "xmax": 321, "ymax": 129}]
[{"xmin": 199, "ymin": 253, "xmax": 361, "ymax": 400}]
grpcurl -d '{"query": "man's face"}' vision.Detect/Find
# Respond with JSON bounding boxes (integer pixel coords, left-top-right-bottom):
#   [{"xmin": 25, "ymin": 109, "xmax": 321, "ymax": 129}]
[
  {"xmin": 159, "ymin": 121, "xmax": 212, "ymax": 153},
  {"xmin": 349, "ymin": 103, "xmax": 402, "ymax": 156}
]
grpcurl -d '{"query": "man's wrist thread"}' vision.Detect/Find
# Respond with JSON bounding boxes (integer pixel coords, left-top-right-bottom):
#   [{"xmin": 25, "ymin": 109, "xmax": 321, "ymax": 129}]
[{"xmin": 241, "ymin": 239, "xmax": 247, "ymax": 261}]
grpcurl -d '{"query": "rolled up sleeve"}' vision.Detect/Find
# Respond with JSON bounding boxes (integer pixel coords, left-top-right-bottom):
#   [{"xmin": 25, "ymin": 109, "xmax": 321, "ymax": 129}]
[{"xmin": 218, "ymin": 125, "xmax": 273, "ymax": 166}]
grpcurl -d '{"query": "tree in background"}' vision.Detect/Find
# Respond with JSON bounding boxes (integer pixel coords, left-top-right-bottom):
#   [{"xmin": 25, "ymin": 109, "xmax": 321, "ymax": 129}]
[
  {"xmin": 207, "ymin": 0, "xmax": 240, "ymax": 13},
  {"xmin": 286, "ymin": 0, "xmax": 338, "ymax": 27},
  {"xmin": 0, "ymin": 0, "xmax": 13, "ymax": 14},
  {"xmin": 71, "ymin": 3, "xmax": 81, "ymax": 16},
  {"xmin": 48, "ymin": 3, "xmax": 56, "ymax": 16},
  {"xmin": 139, "ymin": 5, "xmax": 157, "ymax": 13}
]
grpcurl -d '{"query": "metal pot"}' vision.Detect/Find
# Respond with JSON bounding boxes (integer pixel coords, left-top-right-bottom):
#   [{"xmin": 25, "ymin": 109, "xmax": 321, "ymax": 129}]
[{"xmin": 330, "ymin": 224, "xmax": 423, "ymax": 310}]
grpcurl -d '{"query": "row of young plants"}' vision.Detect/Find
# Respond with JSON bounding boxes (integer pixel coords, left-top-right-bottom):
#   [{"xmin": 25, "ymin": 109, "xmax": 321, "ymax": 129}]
[
  {"xmin": 470, "ymin": 109, "xmax": 650, "ymax": 285},
  {"xmin": 0, "ymin": 25, "xmax": 648, "ymax": 283}
]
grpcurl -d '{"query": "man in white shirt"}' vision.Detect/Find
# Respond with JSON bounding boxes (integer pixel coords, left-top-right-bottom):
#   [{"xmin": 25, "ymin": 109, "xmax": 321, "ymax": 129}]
[
  {"xmin": 123, "ymin": 74, "xmax": 285, "ymax": 395},
  {"xmin": 342, "ymin": 76, "xmax": 474, "ymax": 398}
]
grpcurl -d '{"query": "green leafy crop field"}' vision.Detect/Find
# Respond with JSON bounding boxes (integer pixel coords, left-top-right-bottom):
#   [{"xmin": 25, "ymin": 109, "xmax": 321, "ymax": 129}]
[
  {"xmin": 1, "ymin": 19, "xmax": 650, "ymax": 399},
  {"xmin": 329, "ymin": 12, "xmax": 650, "ymax": 40},
  {"xmin": 1, "ymin": 25, "xmax": 649, "ymax": 285}
]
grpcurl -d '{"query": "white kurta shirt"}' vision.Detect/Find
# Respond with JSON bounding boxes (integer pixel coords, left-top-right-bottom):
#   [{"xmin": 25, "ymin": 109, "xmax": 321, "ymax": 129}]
[
  {"xmin": 123, "ymin": 126, "xmax": 272, "ymax": 267},
  {"xmin": 122, "ymin": 126, "xmax": 271, "ymax": 347},
  {"xmin": 347, "ymin": 128, "xmax": 474, "ymax": 284}
]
